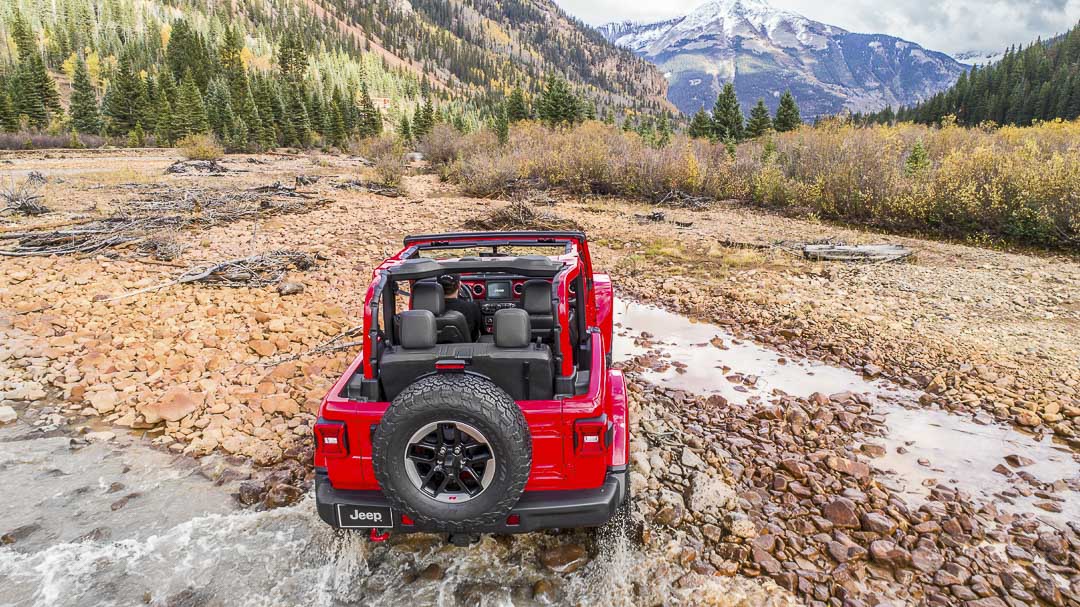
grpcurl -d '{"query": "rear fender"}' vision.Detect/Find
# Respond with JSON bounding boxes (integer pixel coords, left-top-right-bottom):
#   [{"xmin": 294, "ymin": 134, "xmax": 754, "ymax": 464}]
[
  {"xmin": 606, "ymin": 369, "xmax": 629, "ymax": 468},
  {"xmin": 593, "ymin": 273, "xmax": 614, "ymax": 354}
]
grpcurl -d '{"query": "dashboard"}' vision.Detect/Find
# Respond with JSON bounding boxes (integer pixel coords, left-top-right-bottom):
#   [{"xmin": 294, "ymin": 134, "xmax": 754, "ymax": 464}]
[{"xmin": 461, "ymin": 277, "xmax": 532, "ymax": 301}]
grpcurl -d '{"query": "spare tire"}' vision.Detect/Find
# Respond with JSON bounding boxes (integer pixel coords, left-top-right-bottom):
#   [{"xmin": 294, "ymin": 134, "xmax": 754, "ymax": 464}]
[{"xmin": 372, "ymin": 373, "xmax": 532, "ymax": 531}]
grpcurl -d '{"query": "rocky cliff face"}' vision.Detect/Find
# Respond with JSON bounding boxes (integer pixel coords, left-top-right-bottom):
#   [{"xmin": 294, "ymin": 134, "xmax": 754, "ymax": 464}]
[{"xmin": 598, "ymin": 0, "xmax": 966, "ymax": 118}]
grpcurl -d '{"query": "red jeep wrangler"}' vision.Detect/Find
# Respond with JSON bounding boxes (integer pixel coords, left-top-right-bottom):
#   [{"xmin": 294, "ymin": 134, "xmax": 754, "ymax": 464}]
[{"xmin": 314, "ymin": 231, "xmax": 629, "ymax": 541}]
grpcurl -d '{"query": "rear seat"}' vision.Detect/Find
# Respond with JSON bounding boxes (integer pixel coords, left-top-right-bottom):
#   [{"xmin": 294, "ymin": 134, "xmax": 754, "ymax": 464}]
[
  {"xmin": 379, "ymin": 309, "xmax": 554, "ymax": 402},
  {"xmin": 472, "ymin": 309, "xmax": 554, "ymax": 400}
]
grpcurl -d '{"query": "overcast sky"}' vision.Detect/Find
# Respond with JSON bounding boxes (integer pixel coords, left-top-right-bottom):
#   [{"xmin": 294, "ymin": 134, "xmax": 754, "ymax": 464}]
[{"xmin": 555, "ymin": 0, "xmax": 1080, "ymax": 54}]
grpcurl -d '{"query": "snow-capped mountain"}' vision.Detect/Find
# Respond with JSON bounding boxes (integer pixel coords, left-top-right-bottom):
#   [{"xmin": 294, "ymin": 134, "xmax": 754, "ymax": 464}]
[
  {"xmin": 954, "ymin": 50, "xmax": 1007, "ymax": 66},
  {"xmin": 598, "ymin": 0, "xmax": 967, "ymax": 118}
]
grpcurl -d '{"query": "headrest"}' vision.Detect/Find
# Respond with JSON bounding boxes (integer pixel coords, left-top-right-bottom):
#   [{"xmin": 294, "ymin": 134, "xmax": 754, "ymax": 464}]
[
  {"xmin": 399, "ymin": 310, "xmax": 437, "ymax": 349},
  {"xmin": 412, "ymin": 281, "xmax": 445, "ymax": 315},
  {"xmin": 521, "ymin": 280, "xmax": 552, "ymax": 315},
  {"xmin": 494, "ymin": 308, "xmax": 531, "ymax": 348}
]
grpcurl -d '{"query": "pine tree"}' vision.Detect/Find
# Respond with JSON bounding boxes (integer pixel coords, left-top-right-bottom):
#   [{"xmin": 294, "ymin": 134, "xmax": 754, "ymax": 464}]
[
  {"xmin": 206, "ymin": 78, "xmax": 236, "ymax": 142},
  {"xmin": 356, "ymin": 86, "xmax": 381, "ymax": 138},
  {"xmin": 536, "ymin": 76, "xmax": 580, "ymax": 128},
  {"xmin": 69, "ymin": 57, "xmax": 101, "ymax": 134},
  {"xmin": 285, "ymin": 85, "xmax": 312, "ymax": 146},
  {"xmin": 11, "ymin": 61, "xmax": 47, "ymax": 129},
  {"xmin": 655, "ymin": 114, "xmax": 672, "ymax": 147},
  {"xmin": 11, "ymin": 9, "xmax": 36, "ymax": 61},
  {"xmin": 329, "ymin": 101, "xmax": 346, "ymax": 148},
  {"xmin": 277, "ymin": 29, "xmax": 307, "ymax": 84},
  {"xmin": 506, "ymin": 87, "xmax": 529, "ymax": 122},
  {"xmin": 746, "ymin": 99, "xmax": 773, "ymax": 138},
  {"xmin": 0, "ymin": 92, "xmax": 17, "ymax": 132},
  {"xmin": 413, "ymin": 96, "xmax": 435, "ymax": 139},
  {"xmin": 399, "ymin": 113, "xmax": 412, "ymax": 144},
  {"xmin": 774, "ymin": 91, "xmax": 802, "ymax": 132},
  {"xmin": 905, "ymin": 140, "xmax": 931, "ymax": 176},
  {"xmin": 493, "ymin": 104, "xmax": 509, "ymax": 145},
  {"xmin": 102, "ymin": 54, "xmax": 140, "ymax": 136},
  {"xmin": 711, "ymin": 83, "xmax": 743, "ymax": 141},
  {"xmin": 173, "ymin": 71, "xmax": 209, "ymax": 138},
  {"xmin": 687, "ymin": 107, "xmax": 712, "ymax": 139}
]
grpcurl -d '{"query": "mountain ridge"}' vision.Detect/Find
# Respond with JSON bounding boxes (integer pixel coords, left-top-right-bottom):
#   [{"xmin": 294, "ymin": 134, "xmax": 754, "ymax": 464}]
[{"xmin": 598, "ymin": 0, "xmax": 966, "ymax": 118}]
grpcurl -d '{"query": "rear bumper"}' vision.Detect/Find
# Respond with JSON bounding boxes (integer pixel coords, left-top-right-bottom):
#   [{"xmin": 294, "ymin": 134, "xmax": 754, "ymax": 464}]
[{"xmin": 315, "ymin": 466, "xmax": 627, "ymax": 534}]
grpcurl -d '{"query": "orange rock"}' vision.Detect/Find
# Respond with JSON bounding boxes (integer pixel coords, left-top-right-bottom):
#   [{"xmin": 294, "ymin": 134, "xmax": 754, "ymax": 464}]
[
  {"xmin": 147, "ymin": 387, "xmax": 203, "ymax": 423},
  {"xmin": 249, "ymin": 339, "xmax": 276, "ymax": 357}
]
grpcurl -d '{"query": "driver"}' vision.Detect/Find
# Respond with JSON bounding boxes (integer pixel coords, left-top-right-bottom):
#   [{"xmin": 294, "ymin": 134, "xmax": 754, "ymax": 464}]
[{"xmin": 438, "ymin": 274, "xmax": 481, "ymax": 341}]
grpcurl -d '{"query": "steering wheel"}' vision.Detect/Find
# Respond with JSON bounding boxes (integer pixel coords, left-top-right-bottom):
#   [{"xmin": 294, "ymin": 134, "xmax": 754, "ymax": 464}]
[{"xmin": 459, "ymin": 285, "xmax": 474, "ymax": 301}]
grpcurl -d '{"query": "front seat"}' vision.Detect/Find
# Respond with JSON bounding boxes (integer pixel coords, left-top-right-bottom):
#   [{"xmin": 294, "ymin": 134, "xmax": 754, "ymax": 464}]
[
  {"xmin": 411, "ymin": 282, "xmax": 470, "ymax": 343},
  {"xmin": 521, "ymin": 280, "xmax": 554, "ymax": 342}
]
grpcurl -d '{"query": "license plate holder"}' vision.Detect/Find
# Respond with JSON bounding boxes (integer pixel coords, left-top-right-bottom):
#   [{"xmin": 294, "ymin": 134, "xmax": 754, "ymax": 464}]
[{"xmin": 336, "ymin": 503, "xmax": 394, "ymax": 529}]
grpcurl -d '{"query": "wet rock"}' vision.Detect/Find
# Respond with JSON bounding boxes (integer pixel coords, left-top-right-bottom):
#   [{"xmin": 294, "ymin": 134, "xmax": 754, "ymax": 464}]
[
  {"xmin": 263, "ymin": 483, "xmax": 303, "ymax": 508},
  {"xmin": 869, "ymin": 539, "xmax": 911, "ymax": 569},
  {"xmin": 74, "ymin": 527, "xmax": 112, "ymax": 542},
  {"xmin": 822, "ymin": 498, "xmax": 860, "ymax": 528},
  {"xmin": 417, "ymin": 563, "xmax": 444, "ymax": 581},
  {"xmin": 1004, "ymin": 454, "xmax": 1034, "ymax": 467},
  {"xmin": 1, "ymin": 523, "xmax": 42, "ymax": 545},
  {"xmin": 532, "ymin": 579, "xmax": 560, "ymax": 605},
  {"xmin": 237, "ymin": 480, "xmax": 267, "ymax": 506},
  {"xmin": 539, "ymin": 543, "xmax": 589, "ymax": 574},
  {"xmin": 859, "ymin": 443, "xmax": 886, "ymax": 457},
  {"xmin": 277, "ymin": 281, "xmax": 305, "ymax": 296}
]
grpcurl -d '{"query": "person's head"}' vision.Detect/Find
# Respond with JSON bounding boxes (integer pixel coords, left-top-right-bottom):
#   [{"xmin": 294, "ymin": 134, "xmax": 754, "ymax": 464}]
[{"xmin": 438, "ymin": 274, "xmax": 460, "ymax": 298}]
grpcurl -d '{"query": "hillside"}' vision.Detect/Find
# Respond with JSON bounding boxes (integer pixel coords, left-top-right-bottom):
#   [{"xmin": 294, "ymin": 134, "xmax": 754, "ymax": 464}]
[
  {"xmin": 598, "ymin": 0, "xmax": 966, "ymax": 118},
  {"xmin": 870, "ymin": 22, "xmax": 1080, "ymax": 126},
  {"xmin": 0, "ymin": 0, "xmax": 669, "ymax": 147}
]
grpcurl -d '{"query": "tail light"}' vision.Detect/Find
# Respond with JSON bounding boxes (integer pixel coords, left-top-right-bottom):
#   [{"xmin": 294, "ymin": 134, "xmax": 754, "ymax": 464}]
[
  {"xmin": 506, "ymin": 514, "xmax": 520, "ymax": 526},
  {"xmin": 574, "ymin": 415, "xmax": 608, "ymax": 456},
  {"xmin": 314, "ymin": 420, "xmax": 348, "ymax": 457}
]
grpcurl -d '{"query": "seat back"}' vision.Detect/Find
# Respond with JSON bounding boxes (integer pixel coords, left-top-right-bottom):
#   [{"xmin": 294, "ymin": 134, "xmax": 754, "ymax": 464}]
[
  {"xmin": 411, "ymin": 281, "xmax": 470, "ymax": 343},
  {"xmin": 379, "ymin": 310, "xmax": 440, "ymax": 400},
  {"xmin": 472, "ymin": 309, "xmax": 554, "ymax": 400},
  {"xmin": 520, "ymin": 280, "xmax": 554, "ymax": 342}
]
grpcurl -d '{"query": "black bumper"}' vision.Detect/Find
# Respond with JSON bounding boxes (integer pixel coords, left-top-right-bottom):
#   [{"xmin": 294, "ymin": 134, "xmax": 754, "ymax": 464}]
[{"xmin": 315, "ymin": 467, "xmax": 627, "ymax": 534}]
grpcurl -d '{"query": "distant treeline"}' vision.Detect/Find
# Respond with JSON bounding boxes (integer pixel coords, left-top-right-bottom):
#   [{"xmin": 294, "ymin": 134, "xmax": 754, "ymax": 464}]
[{"xmin": 859, "ymin": 22, "xmax": 1080, "ymax": 126}]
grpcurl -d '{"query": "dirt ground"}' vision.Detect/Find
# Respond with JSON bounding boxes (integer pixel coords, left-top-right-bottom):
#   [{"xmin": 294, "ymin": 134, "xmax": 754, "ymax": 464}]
[{"xmin": 1, "ymin": 149, "xmax": 1077, "ymax": 606}]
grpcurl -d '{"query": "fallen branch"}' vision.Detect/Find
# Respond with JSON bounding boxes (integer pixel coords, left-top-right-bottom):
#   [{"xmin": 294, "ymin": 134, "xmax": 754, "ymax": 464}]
[
  {"xmin": 1, "ymin": 177, "xmax": 49, "ymax": 216},
  {"xmin": 104, "ymin": 250, "xmax": 317, "ymax": 301},
  {"xmin": 259, "ymin": 325, "xmax": 365, "ymax": 367}
]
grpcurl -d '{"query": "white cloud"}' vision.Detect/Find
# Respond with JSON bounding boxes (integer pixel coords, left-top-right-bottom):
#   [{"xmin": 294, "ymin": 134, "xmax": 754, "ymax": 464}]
[{"xmin": 556, "ymin": 0, "xmax": 1080, "ymax": 54}]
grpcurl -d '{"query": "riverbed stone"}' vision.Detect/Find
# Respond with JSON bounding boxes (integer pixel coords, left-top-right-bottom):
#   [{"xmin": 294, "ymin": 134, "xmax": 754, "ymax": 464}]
[
  {"xmin": 822, "ymin": 498, "xmax": 860, "ymax": 528},
  {"xmin": 539, "ymin": 544, "xmax": 589, "ymax": 574}
]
